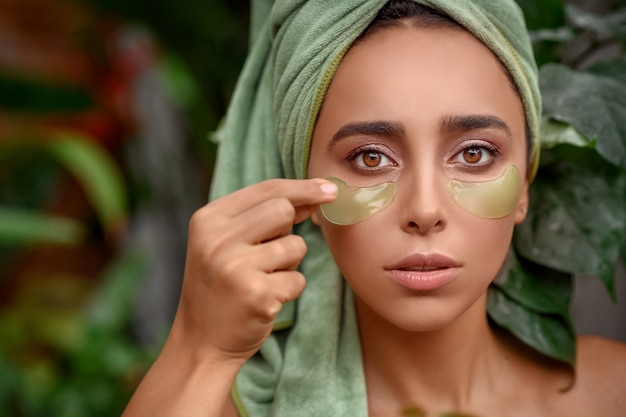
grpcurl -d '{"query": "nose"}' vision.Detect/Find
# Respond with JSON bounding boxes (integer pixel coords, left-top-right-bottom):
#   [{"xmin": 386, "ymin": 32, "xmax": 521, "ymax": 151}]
[{"xmin": 396, "ymin": 168, "xmax": 446, "ymax": 235}]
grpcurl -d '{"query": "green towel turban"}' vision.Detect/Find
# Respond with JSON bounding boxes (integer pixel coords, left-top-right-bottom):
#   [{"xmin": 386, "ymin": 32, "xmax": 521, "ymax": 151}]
[{"xmin": 210, "ymin": 1, "xmax": 541, "ymax": 415}]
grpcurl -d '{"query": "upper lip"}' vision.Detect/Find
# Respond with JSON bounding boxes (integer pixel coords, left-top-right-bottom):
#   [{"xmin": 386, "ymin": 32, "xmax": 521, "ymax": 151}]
[{"xmin": 384, "ymin": 253, "xmax": 462, "ymax": 271}]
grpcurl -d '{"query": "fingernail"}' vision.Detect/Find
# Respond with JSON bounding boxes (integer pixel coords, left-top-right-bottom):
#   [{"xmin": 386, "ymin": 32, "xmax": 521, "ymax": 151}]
[{"xmin": 320, "ymin": 182, "xmax": 338, "ymax": 195}]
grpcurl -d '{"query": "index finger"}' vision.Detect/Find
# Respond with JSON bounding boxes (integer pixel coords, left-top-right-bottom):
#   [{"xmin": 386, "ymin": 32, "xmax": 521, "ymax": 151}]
[{"xmin": 209, "ymin": 178, "xmax": 338, "ymax": 221}]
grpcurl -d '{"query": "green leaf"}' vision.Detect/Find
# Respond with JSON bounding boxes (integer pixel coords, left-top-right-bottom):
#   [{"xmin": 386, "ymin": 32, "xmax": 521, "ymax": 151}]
[
  {"xmin": 0, "ymin": 207, "xmax": 85, "ymax": 246},
  {"xmin": 540, "ymin": 119, "xmax": 593, "ymax": 149},
  {"xmin": 566, "ymin": 4, "xmax": 626, "ymax": 43},
  {"xmin": 487, "ymin": 286, "xmax": 576, "ymax": 366},
  {"xmin": 46, "ymin": 134, "xmax": 128, "ymax": 235},
  {"xmin": 158, "ymin": 53, "xmax": 199, "ymax": 107},
  {"xmin": 587, "ymin": 56, "xmax": 626, "ymax": 85},
  {"xmin": 540, "ymin": 63, "xmax": 626, "ymax": 170},
  {"xmin": 86, "ymin": 250, "xmax": 146, "ymax": 334},
  {"xmin": 529, "ymin": 27, "xmax": 575, "ymax": 43},
  {"xmin": 514, "ymin": 151, "xmax": 626, "ymax": 299},
  {"xmin": 493, "ymin": 250, "xmax": 572, "ymax": 316}
]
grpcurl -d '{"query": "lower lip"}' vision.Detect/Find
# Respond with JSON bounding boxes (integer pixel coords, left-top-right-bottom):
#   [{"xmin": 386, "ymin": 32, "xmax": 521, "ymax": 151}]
[{"xmin": 386, "ymin": 268, "xmax": 459, "ymax": 291}]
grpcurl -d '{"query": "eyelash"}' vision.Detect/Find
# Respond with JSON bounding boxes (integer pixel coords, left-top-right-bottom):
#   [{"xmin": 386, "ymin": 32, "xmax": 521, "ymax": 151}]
[
  {"xmin": 453, "ymin": 140, "xmax": 502, "ymax": 166},
  {"xmin": 346, "ymin": 144, "xmax": 396, "ymax": 171},
  {"xmin": 344, "ymin": 140, "xmax": 502, "ymax": 172}
]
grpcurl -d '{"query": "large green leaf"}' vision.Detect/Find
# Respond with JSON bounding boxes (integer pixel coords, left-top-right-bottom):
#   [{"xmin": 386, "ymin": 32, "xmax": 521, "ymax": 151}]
[
  {"xmin": 540, "ymin": 119, "xmax": 592, "ymax": 150},
  {"xmin": 0, "ymin": 207, "xmax": 85, "ymax": 246},
  {"xmin": 45, "ymin": 134, "xmax": 128, "ymax": 235},
  {"xmin": 514, "ymin": 149, "xmax": 626, "ymax": 299},
  {"xmin": 493, "ymin": 249, "xmax": 571, "ymax": 316},
  {"xmin": 566, "ymin": 4, "xmax": 626, "ymax": 43},
  {"xmin": 587, "ymin": 56, "xmax": 626, "ymax": 85},
  {"xmin": 540, "ymin": 63, "xmax": 626, "ymax": 169},
  {"xmin": 487, "ymin": 286, "xmax": 576, "ymax": 366}
]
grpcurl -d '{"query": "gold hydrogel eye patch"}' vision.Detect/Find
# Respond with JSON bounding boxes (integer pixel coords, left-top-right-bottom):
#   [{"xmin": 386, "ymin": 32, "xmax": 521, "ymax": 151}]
[
  {"xmin": 320, "ymin": 177, "xmax": 396, "ymax": 225},
  {"xmin": 448, "ymin": 165, "xmax": 522, "ymax": 219}
]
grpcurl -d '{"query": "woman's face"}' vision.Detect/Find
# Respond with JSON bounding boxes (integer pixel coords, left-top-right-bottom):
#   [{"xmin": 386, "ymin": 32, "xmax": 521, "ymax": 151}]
[{"xmin": 307, "ymin": 24, "xmax": 529, "ymax": 331}]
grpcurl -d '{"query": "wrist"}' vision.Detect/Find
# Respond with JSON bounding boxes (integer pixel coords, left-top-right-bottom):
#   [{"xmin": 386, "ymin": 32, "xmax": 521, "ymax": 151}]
[
  {"xmin": 163, "ymin": 320, "xmax": 249, "ymax": 371},
  {"xmin": 123, "ymin": 330, "xmax": 245, "ymax": 417}
]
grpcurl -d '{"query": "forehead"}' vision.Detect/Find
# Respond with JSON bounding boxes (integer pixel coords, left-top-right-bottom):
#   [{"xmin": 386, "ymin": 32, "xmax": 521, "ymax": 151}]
[{"xmin": 314, "ymin": 25, "xmax": 524, "ymax": 134}]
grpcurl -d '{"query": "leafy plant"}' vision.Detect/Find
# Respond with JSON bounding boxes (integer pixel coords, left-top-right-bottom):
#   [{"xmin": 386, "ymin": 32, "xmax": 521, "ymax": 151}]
[
  {"xmin": 0, "ymin": 3, "xmax": 153, "ymax": 416},
  {"xmin": 0, "ymin": 132, "xmax": 127, "ymax": 246},
  {"xmin": 0, "ymin": 250, "xmax": 152, "ymax": 417},
  {"xmin": 488, "ymin": 0, "xmax": 626, "ymax": 366}
]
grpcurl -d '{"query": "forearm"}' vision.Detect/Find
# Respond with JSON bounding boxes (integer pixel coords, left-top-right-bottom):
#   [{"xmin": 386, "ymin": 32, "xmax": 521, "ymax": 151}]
[
  {"xmin": 122, "ymin": 179, "xmax": 336, "ymax": 416},
  {"xmin": 122, "ymin": 333, "xmax": 244, "ymax": 417}
]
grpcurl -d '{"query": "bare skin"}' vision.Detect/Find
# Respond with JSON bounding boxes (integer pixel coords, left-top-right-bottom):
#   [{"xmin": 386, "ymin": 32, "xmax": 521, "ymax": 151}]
[
  {"xmin": 305, "ymin": 24, "xmax": 626, "ymax": 417},
  {"xmin": 123, "ymin": 21, "xmax": 626, "ymax": 417},
  {"xmin": 121, "ymin": 178, "xmax": 339, "ymax": 417}
]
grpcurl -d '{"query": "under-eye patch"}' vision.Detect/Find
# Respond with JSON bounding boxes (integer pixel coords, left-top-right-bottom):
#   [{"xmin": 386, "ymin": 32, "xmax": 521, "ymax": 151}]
[
  {"xmin": 320, "ymin": 177, "xmax": 396, "ymax": 225},
  {"xmin": 320, "ymin": 165, "xmax": 521, "ymax": 225},
  {"xmin": 448, "ymin": 165, "xmax": 521, "ymax": 219}
]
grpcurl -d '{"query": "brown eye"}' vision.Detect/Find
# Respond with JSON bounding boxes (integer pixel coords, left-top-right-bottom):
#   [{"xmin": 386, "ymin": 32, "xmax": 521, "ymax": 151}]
[
  {"xmin": 453, "ymin": 143, "xmax": 496, "ymax": 166},
  {"xmin": 463, "ymin": 147, "xmax": 483, "ymax": 164},
  {"xmin": 362, "ymin": 152, "xmax": 382, "ymax": 167},
  {"xmin": 352, "ymin": 147, "xmax": 395, "ymax": 170}
]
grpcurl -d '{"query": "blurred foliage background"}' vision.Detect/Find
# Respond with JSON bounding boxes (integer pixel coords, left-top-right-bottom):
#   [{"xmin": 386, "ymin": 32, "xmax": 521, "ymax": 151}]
[
  {"xmin": 0, "ymin": 0, "xmax": 249, "ymax": 415},
  {"xmin": 0, "ymin": 0, "xmax": 624, "ymax": 415}
]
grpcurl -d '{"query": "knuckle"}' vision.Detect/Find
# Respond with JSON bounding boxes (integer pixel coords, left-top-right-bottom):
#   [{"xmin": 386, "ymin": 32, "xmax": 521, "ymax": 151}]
[
  {"xmin": 239, "ymin": 276, "xmax": 269, "ymax": 304},
  {"xmin": 255, "ymin": 178, "xmax": 284, "ymax": 195},
  {"xmin": 288, "ymin": 272, "xmax": 307, "ymax": 295},
  {"xmin": 268, "ymin": 235, "xmax": 306, "ymax": 266},
  {"xmin": 271, "ymin": 198, "xmax": 296, "ymax": 222},
  {"xmin": 258, "ymin": 301, "xmax": 282, "ymax": 322},
  {"xmin": 217, "ymin": 255, "xmax": 243, "ymax": 278},
  {"xmin": 284, "ymin": 235, "xmax": 307, "ymax": 258},
  {"xmin": 275, "ymin": 272, "xmax": 306, "ymax": 305},
  {"xmin": 188, "ymin": 205, "xmax": 222, "ymax": 237},
  {"xmin": 288, "ymin": 235, "xmax": 307, "ymax": 256},
  {"xmin": 188, "ymin": 207, "xmax": 206, "ymax": 233}
]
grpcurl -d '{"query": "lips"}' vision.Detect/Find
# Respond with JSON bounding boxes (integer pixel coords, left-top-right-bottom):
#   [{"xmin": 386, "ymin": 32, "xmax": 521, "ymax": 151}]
[
  {"xmin": 385, "ymin": 253, "xmax": 462, "ymax": 271},
  {"xmin": 384, "ymin": 253, "xmax": 462, "ymax": 291}
]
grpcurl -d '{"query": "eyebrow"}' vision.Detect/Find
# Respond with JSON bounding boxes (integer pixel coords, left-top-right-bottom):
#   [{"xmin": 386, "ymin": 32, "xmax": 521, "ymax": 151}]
[
  {"xmin": 327, "ymin": 114, "xmax": 512, "ymax": 149},
  {"xmin": 329, "ymin": 120, "xmax": 405, "ymax": 148},
  {"xmin": 441, "ymin": 114, "xmax": 512, "ymax": 138}
]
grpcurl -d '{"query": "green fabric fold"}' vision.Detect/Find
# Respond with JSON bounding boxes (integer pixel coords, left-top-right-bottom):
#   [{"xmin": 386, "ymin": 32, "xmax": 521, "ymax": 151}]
[{"xmin": 210, "ymin": 1, "xmax": 543, "ymax": 415}]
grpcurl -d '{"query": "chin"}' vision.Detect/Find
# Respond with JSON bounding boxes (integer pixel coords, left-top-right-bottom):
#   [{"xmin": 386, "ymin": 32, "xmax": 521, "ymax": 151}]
[
  {"xmin": 388, "ymin": 310, "xmax": 459, "ymax": 333},
  {"xmin": 357, "ymin": 294, "xmax": 472, "ymax": 333}
]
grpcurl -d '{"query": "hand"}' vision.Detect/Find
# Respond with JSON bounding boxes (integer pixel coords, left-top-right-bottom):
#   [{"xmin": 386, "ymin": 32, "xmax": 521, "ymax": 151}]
[{"xmin": 170, "ymin": 178, "xmax": 338, "ymax": 363}]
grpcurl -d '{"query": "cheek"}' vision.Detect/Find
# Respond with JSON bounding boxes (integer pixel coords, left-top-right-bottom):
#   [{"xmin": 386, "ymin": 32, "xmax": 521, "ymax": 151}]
[
  {"xmin": 318, "ymin": 218, "xmax": 389, "ymax": 278},
  {"xmin": 460, "ymin": 214, "xmax": 516, "ymax": 279}
]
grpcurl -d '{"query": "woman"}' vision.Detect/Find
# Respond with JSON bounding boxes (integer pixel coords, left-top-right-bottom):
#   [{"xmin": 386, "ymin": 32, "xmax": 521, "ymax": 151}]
[{"xmin": 123, "ymin": 1, "xmax": 626, "ymax": 416}]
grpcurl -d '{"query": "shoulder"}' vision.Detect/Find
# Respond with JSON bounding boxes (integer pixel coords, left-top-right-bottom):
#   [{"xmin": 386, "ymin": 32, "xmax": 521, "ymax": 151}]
[
  {"xmin": 577, "ymin": 335, "xmax": 626, "ymax": 375},
  {"xmin": 571, "ymin": 335, "xmax": 626, "ymax": 413}
]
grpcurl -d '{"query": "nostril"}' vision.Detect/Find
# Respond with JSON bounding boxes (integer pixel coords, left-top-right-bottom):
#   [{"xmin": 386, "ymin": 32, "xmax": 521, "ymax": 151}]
[{"xmin": 404, "ymin": 217, "xmax": 444, "ymax": 235}]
